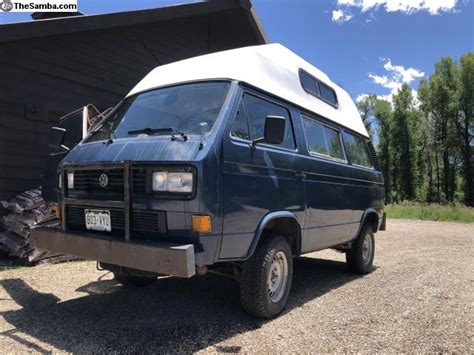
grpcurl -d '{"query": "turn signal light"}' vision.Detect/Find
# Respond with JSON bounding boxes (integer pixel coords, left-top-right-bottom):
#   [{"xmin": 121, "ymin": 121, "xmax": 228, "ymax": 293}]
[{"xmin": 192, "ymin": 215, "xmax": 212, "ymax": 234}]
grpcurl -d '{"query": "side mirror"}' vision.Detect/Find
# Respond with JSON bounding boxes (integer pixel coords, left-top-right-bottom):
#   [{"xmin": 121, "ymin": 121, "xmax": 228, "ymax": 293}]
[
  {"xmin": 48, "ymin": 127, "xmax": 67, "ymax": 150},
  {"xmin": 82, "ymin": 106, "xmax": 90, "ymax": 138},
  {"xmin": 252, "ymin": 115, "xmax": 286, "ymax": 146}
]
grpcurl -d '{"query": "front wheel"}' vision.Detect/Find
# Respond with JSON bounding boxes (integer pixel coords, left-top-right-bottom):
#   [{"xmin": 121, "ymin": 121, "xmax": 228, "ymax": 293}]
[
  {"xmin": 240, "ymin": 235, "xmax": 293, "ymax": 318},
  {"xmin": 346, "ymin": 225, "xmax": 375, "ymax": 274}
]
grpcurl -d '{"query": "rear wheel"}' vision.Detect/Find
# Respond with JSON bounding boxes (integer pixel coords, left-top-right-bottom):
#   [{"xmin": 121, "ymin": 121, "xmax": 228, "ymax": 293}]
[
  {"xmin": 114, "ymin": 272, "xmax": 156, "ymax": 287},
  {"xmin": 240, "ymin": 235, "xmax": 293, "ymax": 318},
  {"xmin": 346, "ymin": 225, "xmax": 375, "ymax": 274}
]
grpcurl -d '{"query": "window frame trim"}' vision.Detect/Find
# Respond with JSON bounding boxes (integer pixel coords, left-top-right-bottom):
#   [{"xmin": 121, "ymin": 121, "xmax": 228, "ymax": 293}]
[
  {"xmin": 298, "ymin": 69, "xmax": 339, "ymax": 109},
  {"xmin": 301, "ymin": 114, "xmax": 348, "ymax": 164}
]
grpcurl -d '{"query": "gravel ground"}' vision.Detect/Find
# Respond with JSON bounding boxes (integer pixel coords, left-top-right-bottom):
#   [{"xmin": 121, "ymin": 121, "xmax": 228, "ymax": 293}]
[{"xmin": 0, "ymin": 219, "xmax": 472, "ymax": 353}]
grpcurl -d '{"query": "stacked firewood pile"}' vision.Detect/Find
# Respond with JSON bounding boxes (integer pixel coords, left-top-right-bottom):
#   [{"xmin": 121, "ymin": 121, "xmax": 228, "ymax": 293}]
[
  {"xmin": 0, "ymin": 187, "xmax": 71, "ymax": 264},
  {"xmin": 0, "ymin": 105, "xmax": 110, "ymax": 265}
]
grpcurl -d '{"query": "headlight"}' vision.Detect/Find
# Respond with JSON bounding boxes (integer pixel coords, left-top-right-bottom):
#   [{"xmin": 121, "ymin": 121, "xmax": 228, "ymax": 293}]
[
  {"xmin": 152, "ymin": 172, "xmax": 168, "ymax": 191},
  {"xmin": 152, "ymin": 171, "xmax": 193, "ymax": 193},
  {"xmin": 58, "ymin": 173, "xmax": 62, "ymax": 189},
  {"xmin": 167, "ymin": 172, "xmax": 193, "ymax": 193},
  {"xmin": 67, "ymin": 172, "xmax": 74, "ymax": 189}
]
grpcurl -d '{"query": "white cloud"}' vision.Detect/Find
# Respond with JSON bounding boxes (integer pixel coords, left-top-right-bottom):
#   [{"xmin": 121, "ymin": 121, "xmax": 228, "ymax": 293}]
[
  {"xmin": 333, "ymin": 0, "xmax": 459, "ymax": 22},
  {"xmin": 359, "ymin": 58, "xmax": 425, "ymax": 105},
  {"xmin": 338, "ymin": 0, "xmax": 357, "ymax": 5},
  {"xmin": 356, "ymin": 93, "xmax": 369, "ymax": 102},
  {"xmin": 332, "ymin": 9, "xmax": 353, "ymax": 22},
  {"xmin": 383, "ymin": 60, "xmax": 425, "ymax": 83}
]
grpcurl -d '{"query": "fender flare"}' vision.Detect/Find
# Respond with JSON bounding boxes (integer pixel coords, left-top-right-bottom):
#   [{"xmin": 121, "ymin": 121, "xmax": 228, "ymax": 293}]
[
  {"xmin": 352, "ymin": 208, "xmax": 379, "ymax": 240},
  {"xmin": 245, "ymin": 210, "xmax": 301, "ymax": 259}
]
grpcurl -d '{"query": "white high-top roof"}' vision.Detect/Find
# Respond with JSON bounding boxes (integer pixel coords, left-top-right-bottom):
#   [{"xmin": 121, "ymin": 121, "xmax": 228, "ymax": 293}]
[{"xmin": 128, "ymin": 44, "xmax": 368, "ymax": 137}]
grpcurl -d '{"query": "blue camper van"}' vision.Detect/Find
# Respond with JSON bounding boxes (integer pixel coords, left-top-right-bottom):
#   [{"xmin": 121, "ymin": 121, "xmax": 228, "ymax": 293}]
[{"xmin": 33, "ymin": 44, "xmax": 386, "ymax": 318}]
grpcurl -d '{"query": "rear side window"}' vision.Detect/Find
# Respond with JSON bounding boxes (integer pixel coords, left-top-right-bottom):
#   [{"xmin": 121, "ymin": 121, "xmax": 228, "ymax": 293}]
[
  {"xmin": 302, "ymin": 116, "xmax": 345, "ymax": 160},
  {"xmin": 232, "ymin": 93, "xmax": 295, "ymax": 150},
  {"xmin": 319, "ymin": 83, "xmax": 338, "ymax": 106},
  {"xmin": 366, "ymin": 141, "xmax": 380, "ymax": 170},
  {"xmin": 299, "ymin": 69, "xmax": 338, "ymax": 107},
  {"xmin": 343, "ymin": 131, "xmax": 373, "ymax": 168},
  {"xmin": 299, "ymin": 70, "xmax": 320, "ymax": 97}
]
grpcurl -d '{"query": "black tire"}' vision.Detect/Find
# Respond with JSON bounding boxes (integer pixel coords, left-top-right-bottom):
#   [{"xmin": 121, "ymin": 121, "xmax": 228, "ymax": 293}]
[
  {"xmin": 346, "ymin": 225, "xmax": 375, "ymax": 274},
  {"xmin": 240, "ymin": 235, "xmax": 293, "ymax": 318},
  {"xmin": 114, "ymin": 272, "xmax": 156, "ymax": 287}
]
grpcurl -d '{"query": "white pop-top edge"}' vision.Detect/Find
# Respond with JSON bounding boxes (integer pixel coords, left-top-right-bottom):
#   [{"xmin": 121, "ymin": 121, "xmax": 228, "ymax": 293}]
[{"xmin": 127, "ymin": 43, "xmax": 368, "ymax": 137}]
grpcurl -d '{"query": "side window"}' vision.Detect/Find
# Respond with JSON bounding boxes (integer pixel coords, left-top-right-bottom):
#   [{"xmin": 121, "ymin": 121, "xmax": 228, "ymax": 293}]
[
  {"xmin": 230, "ymin": 99, "xmax": 250, "ymax": 140},
  {"xmin": 302, "ymin": 116, "xmax": 345, "ymax": 160},
  {"xmin": 319, "ymin": 83, "xmax": 338, "ymax": 106},
  {"xmin": 343, "ymin": 131, "xmax": 373, "ymax": 168},
  {"xmin": 299, "ymin": 69, "xmax": 338, "ymax": 107},
  {"xmin": 300, "ymin": 70, "xmax": 320, "ymax": 97},
  {"xmin": 244, "ymin": 93, "xmax": 295, "ymax": 150}
]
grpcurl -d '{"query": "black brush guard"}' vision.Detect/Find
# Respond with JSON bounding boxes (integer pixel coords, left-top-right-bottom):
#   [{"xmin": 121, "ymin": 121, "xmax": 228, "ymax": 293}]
[{"xmin": 32, "ymin": 161, "xmax": 196, "ymax": 278}]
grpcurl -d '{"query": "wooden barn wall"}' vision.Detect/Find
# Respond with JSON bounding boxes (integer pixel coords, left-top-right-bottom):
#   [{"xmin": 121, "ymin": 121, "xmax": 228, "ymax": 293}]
[{"xmin": 0, "ymin": 8, "xmax": 260, "ymax": 202}]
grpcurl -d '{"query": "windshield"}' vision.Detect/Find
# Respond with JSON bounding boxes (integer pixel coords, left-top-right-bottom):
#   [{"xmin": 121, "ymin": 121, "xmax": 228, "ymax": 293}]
[{"xmin": 85, "ymin": 81, "xmax": 230, "ymax": 143}]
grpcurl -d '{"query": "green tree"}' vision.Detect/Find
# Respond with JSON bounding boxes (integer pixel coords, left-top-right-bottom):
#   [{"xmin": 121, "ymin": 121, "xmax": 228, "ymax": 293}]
[
  {"xmin": 427, "ymin": 57, "xmax": 461, "ymax": 202},
  {"xmin": 459, "ymin": 53, "xmax": 474, "ymax": 205},
  {"xmin": 357, "ymin": 94, "xmax": 377, "ymax": 139},
  {"xmin": 363, "ymin": 53, "xmax": 471, "ymax": 205},
  {"xmin": 373, "ymin": 98, "xmax": 393, "ymax": 201},
  {"xmin": 391, "ymin": 84, "xmax": 421, "ymax": 201},
  {"xmin": 417, "ymin": 79, "xmax": 439, "ymax": 202}
]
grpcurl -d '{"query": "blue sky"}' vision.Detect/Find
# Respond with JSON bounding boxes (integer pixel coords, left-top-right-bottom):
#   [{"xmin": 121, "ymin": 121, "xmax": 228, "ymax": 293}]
[{"xmin": 1, "ymin": 0, "xmax": 473, "ymax": 103}]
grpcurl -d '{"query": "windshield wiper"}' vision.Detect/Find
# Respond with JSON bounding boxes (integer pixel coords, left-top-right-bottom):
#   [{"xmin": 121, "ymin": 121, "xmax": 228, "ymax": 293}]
[{"xmin": 128, "ymin": 127, "xmax": 188, "ymax": 141}]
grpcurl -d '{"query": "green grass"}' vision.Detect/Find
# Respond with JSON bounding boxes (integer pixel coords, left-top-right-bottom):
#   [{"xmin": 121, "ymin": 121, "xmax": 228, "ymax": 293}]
[{"xmin": 385, "ymin": 202, "xmax": 474, "ymax": 223}]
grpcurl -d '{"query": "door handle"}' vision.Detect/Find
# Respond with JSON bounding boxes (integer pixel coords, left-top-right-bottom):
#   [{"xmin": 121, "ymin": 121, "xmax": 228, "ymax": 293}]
[{"xmin": 294, "ymin": 172, "xmax": 307, "ymax": 179}]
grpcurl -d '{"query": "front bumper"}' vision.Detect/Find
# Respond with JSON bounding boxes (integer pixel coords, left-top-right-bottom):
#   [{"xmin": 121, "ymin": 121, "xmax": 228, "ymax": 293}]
[{"xmin": 32, "ymin": 227, "xmax": 196, "ymax": 278}]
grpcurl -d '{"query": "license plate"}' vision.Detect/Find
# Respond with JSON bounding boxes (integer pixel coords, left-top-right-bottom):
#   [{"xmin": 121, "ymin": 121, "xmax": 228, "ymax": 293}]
[{"xmin": 85, "ymin": 209, "xmax": 111, "ymax": 232}]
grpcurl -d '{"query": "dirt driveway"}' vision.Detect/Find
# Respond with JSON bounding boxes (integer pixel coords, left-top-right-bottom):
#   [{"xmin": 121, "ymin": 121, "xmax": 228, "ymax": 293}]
[{"xmin": 0, "ymin": 219, "xmax": 472, "ymax": 353}]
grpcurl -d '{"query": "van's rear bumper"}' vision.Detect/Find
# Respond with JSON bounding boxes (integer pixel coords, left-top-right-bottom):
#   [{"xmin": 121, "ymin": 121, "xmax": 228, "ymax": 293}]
[
  {"xmin": 379, "ymin": 212, "xmax": 387, "ymax": 231},
  {"xmin": 31, "ymin": 227, "xmax": 196, "ymax": 278}
]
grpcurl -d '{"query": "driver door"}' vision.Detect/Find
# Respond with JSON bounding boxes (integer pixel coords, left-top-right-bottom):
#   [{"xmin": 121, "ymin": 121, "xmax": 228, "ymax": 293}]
[{"xmin": 220, "ymin": 88, "xmax": 305, "ymax": 259}]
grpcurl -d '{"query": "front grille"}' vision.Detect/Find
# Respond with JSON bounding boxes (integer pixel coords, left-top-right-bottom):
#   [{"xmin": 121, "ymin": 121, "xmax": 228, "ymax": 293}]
[
  {"xmin": 132, "ymin": 168, "xmax": 147, "ymax": 195},
  {"xmin": 133, "ymin": 209, "xmax": 167, "ymax": 233},
  {"xmin": 69, "ymin": 168, "xmax": 148, "ymax": 198},
  {"xmin": 66, "ymin": 205, "xmax": 167, "ymax": 237},
  {"xmin": 70, "ymin": 169, "xmax": 124, "ymax": 198}
]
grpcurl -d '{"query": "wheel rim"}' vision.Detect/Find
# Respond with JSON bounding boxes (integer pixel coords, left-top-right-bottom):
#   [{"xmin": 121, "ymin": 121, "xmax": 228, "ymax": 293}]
[
  {"xmin": 362, "ymin": 234, "xmax": 373, "ymax": 264},
  {"xmin": 267, "ymin": 251, "xmax": 288, "ymax": 303}
]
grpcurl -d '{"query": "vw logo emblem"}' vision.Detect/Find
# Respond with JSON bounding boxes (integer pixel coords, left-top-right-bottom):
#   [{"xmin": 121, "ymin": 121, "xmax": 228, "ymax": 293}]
[{"xmin": 98, "ymin": 174, "xmax": 109, "ymax": 188}]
